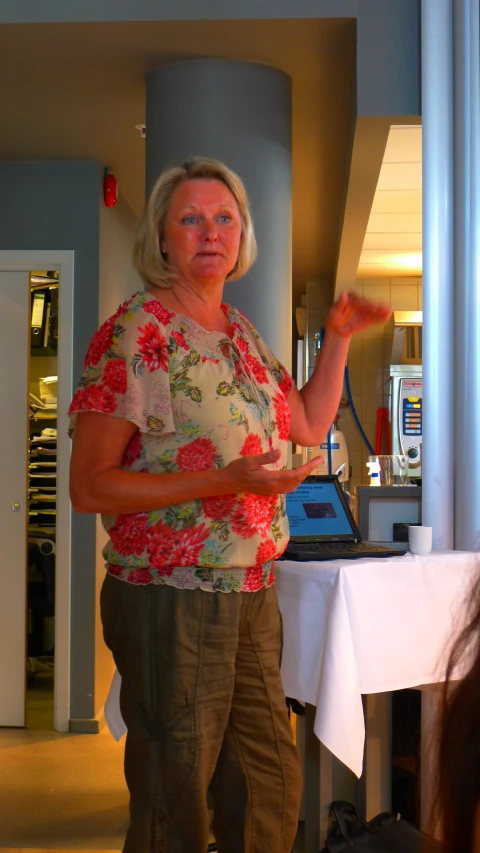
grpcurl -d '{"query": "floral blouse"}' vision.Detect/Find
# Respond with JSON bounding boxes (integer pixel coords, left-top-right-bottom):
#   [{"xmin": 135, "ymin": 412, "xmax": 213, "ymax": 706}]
[{"xmin": 68, "ymin": 290, "xmax": 294, "ymax": 593}]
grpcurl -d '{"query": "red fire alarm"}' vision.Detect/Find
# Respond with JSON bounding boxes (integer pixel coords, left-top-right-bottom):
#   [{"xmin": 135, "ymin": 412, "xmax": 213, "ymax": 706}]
[{"xmin": 104, "ymin": 169, "xmax": 118, "ymax": 208}]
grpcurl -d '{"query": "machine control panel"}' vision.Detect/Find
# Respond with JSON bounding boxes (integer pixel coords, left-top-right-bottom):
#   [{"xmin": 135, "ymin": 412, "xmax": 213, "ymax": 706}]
[{"xmin": 399, "ymin": 379, "xmax": 422, "ymax": 468}]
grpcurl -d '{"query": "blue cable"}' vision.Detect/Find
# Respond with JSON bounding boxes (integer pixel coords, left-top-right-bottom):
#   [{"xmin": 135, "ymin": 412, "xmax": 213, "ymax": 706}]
[
  {"xmin": 319, "ymin": 327, "xmax": 374, "ymax": 458},
  {"xmin": 344, "ymin": 364, "xmax": 375, "ymax": 455},
  {"xmin": 319, "ymin": 328, "xmax": 334, "ymax": 473},
  {"xmin": 327, "ymin": 427, "xmax": 333, "ymax": 474}
]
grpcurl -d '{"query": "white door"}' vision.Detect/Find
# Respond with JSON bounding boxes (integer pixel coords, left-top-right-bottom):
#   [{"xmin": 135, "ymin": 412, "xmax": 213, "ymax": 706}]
[{"xmin": 0, "ymin": 271, "xmax": 30, "ymax": 725}]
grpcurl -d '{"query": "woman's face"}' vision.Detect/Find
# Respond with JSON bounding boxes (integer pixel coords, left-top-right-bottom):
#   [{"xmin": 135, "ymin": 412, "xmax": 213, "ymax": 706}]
[{"xmin": 162, "ymin": 179, "xmax": 243, "ymax": 285}]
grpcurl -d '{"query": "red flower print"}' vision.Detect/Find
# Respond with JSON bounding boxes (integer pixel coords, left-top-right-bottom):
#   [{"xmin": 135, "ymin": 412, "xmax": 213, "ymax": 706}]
[
  {"xmin": 255, "ymin": 539, "xmax": 277, "ymax": 566},
  {"xmin": 84, "ymin": 317, "xmax": 115, "ymax": 367},
  {"xmin": 127, "ymin": 568, "xmax": 155, "ymax": 585},
  {"xmin": 234, "ymin": 360, "xmax": 244, "ymax": 382},
  {"xmin": 143, "ymin": 299, "xmax": 175, "ymax": 326},
  {"xmin": 109, "ymin": 513, "xmax": 148, "ymax": 556},
  {"xmin": 69, "ymin": 383, "xmax": 116, "ymax": 415},
  {"xmin": 202, "ymin": 494, "xmax": 237, "ymax": 520},
  {"xmin": 176, "ymin": 437, "xmax": 218, "ymax": 471},
  {"xmin": 244, "ymin": 353, "xmax": 268, "ymax": 384},
  {"xmin": 273, "ymin": 392, "xmax": 291, "ymax": 440},
  {"xmin": 113, "ymin": 294, "xmax": 137, "ymax": 320},
  {"xmin": 86, "ymin": 383, "xmax": 117, "ymax": 414},
  {"xmin": 107, "ymin": 564, "xmax": 124, "ymax": 578},
  {"xmin": 170, "ymin": 524, "xmax": 210, "ymax": 565},
  {"xmin": 147, "ymin": 521, "xmax": 178, "ymax": 572},
  {"xmin": 231, "ymin": 494, "xmax": 276, "ymax": 539},
  {"xmin": 122, "ymin": 430, "xmax": 143, "ymax": 466},
  {"xmin": 278, "ymin": 373, "xmax": 294, "ymax": 396},
  {"xmin": 240, "ymin": 433, "xmax": 263, "ymax": 458},
  {"xmin": 201, "ymin": 356, "xmax": 220, "ymax": 364},
  {"xmin": 103, "ymin": 358, "xmax": 127, "ymax": 394},
  {"xmin": 137, "ymin": 322, "xmax": 169, "ymax": 372},
  {"xmin": 235, "ymin": 336, "xmax": 250, "ymax": 355},
  {"xmin": 243, "ymin": 565, "xmax": 265, "ymax": 592},
  {"xmin": 171, "ymin": 330, "xmax": 189, "ymax": 350},
  {"xmin": 69, "ymin": 387, "xmax": 89, "ymax": 413}
]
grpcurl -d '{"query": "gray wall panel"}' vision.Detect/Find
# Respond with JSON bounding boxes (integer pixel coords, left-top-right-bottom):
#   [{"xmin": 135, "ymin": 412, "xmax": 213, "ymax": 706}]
[
  {"xmin": 0, "ymin": 0, "xmax": 420, "ymax": 117},
  {"xmin": 0, "ymin": 160, "xmax": 101, "ymax": 722}
]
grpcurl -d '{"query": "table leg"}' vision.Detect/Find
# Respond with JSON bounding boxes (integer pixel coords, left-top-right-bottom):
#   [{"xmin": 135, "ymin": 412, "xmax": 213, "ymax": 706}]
[
  {"xmin": 296, "ymin": 713, "xmax": 306, "ymax": 822},
  {"xmin": 304, "ymin": 703, "xmax": 333, "ymax": 853},
  {"xmin": 356, "ymin": 693, "xmax": 392, "ymax": 820},
  {"xmin": 420, "ymin": 689, "xmax": 442, "ymax": 840}
]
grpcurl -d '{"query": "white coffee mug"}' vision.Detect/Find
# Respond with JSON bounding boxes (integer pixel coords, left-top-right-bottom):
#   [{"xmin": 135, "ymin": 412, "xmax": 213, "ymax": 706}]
[{"xmin": 408, "ymin": 525, "xmax": 433, "ymax": 556}]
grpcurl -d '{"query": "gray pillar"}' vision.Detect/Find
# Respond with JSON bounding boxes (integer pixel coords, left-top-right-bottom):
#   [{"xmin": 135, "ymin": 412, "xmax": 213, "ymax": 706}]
[
  {"xmin": 421, "ymin": 0, "xmax": 454, "ymax": 549},
  {"xmin": 146, "ymin": 60, "xmax": 292, "ymax": 369},
  {"xmin": 454, "ymin": 0, "xmax": 480, "ymax": 550}
]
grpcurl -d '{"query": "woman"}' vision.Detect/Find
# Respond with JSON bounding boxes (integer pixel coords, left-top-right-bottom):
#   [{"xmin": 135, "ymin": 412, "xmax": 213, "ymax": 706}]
[
  {"xmin": 436, "ymin": 572, "xmax": 480, "ymax": 853},
  {"xmin": 69, "ymin": 157, "xmax": 390, "ymax": 853}
]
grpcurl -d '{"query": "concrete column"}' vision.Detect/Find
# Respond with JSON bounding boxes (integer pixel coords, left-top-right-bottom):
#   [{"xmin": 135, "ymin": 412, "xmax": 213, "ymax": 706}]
[
  {"xmin": 146, "ymin": 60, "xmax": 292, "ymax": 370},
  {"xmin": 421, "ymin": 0, "xmax": 454, "ymax": 549},
  {"xmin": 454, "ymin": 0, "xmax": 480, "ymax": 550}
]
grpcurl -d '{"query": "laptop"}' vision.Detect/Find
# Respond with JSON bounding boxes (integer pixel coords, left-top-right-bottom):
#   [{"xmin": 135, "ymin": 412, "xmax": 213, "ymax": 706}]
[{"xmin": 280, "ymin": 475, "xmax": 406, "ymax": 561}]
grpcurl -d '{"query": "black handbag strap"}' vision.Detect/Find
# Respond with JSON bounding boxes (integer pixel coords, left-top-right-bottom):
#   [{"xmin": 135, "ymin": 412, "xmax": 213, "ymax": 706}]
[{"xmin": 330, "ymin": 801, "xmax": 370, "ymax": 843}]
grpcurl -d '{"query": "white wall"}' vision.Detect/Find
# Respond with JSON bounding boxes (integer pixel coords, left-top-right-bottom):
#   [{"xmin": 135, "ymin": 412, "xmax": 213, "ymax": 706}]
[
  {"xmin": 99, "ymin": 192, "xmax": 144, "ymax": 322},
  {"xmin": 95, "ymin": 192, "xmax": 144, "ymax": 718}
]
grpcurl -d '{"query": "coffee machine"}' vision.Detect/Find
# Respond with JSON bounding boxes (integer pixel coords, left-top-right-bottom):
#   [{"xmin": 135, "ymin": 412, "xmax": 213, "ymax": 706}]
[{"xmin": 388, "ymin": 312, "xmax": 423, "ymax": 478}]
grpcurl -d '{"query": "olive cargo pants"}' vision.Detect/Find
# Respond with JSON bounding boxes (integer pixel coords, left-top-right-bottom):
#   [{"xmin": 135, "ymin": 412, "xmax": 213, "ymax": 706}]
[{"xmin": 100, "ymin": 574, "xmax": 302, "ymax": 853}]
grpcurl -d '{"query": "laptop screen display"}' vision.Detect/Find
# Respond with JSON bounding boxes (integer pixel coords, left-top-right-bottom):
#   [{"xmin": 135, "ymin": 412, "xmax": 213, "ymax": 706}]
[{"xmin": 286, "ymin": 479, "xmax": 354, "ymax": 539}]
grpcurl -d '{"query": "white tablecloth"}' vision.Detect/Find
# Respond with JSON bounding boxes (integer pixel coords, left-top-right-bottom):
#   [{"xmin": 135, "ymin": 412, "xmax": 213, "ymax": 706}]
[
  {"xmin": 105, "ymin": 550, "xmax": 479, "ymax": 777},
  {"xmin": 276, "ymin": 550, "xmax": 479, "ymax": 777}
]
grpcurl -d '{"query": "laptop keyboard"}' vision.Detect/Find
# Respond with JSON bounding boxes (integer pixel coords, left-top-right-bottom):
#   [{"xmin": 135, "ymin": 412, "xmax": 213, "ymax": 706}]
[{"xmin": 287, "ymin": 541, "xmax": 393, "ymax": 554}]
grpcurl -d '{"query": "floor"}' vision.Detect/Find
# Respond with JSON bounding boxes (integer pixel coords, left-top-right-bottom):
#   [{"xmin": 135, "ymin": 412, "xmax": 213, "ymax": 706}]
[
  {"xmin": 0, "ymin": 727, "xmax": 128, "ymax": 850},
  {"xmin": 26, "ymin": 669, "xmax": 55, "ymax": 731},
  {"xmin": 0, "ymin": 722, "xmax": 305, "ymax": 851}
]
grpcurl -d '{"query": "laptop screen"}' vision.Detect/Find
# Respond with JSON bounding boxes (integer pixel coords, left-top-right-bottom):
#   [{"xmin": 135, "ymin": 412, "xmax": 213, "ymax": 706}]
[{"xmin": 286, "ymin": 479, "xmax": 355, "ymax": 541}]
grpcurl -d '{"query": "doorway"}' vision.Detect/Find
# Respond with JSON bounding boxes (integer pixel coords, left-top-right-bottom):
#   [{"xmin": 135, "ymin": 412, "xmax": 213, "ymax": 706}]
[
  {"xmin": 0, "ymin": 251, "xmax": 74, "ymax": 732},
  {"xmin": 27, "ymin": 270, "xmax": 59, "ymax": 730}
]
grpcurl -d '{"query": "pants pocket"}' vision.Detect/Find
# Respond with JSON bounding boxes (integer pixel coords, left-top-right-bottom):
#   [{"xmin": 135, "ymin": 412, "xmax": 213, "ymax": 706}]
[{"xmin": 100, "ymin": 572, "xmax": 122, "ymax": 652}]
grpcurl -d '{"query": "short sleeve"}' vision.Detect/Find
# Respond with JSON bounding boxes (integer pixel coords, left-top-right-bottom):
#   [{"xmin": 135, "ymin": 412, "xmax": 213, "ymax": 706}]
[
  {"xmin": 262, "ymin": 346, "xmax": 294, "ymax": 397},
  {"xmin": 235, "ymin": 310, "xmax": 294, "ymax": 397},
  {"xmin": 68, "ymin": 303, "xmax": 175, "ymax": 437}
]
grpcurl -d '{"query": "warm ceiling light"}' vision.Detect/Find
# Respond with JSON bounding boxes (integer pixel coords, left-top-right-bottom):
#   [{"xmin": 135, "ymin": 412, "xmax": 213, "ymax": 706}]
[{"xmin": 391, "ymin": 253, "xmax": 422, "ymax": 269}]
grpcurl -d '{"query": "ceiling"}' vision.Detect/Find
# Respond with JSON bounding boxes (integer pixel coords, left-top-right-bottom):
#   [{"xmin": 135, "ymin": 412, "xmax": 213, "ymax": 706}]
[
  {"xmin": 357, "ymin": 125, "xmax": 422, "ymax": 277},
  {"xmin": 0, "ymin": 19, "xmax": 356, "ymax": 297}
]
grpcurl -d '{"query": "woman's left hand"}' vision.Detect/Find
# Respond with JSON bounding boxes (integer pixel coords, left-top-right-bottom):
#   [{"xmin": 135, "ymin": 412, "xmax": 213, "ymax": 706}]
[{"xmin": 325, "ymin": 292, "xmax": 392, "ymax": 339}]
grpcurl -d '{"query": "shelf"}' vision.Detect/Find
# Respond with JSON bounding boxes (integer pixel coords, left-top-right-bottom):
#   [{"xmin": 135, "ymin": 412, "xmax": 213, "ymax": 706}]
[
  {"xmin": 30, "ymin": 413, "xmax": 57, "ymax": 422},
  {"xmin": 30, "ymin": 347, "xmax": 58, "ymax": 358}
]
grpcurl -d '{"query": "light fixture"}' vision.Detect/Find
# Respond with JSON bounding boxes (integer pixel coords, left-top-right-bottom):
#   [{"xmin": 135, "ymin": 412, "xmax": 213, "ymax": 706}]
[{"xmin": 391, "ymin": 253, "xmax": 422, "ymax": 270}]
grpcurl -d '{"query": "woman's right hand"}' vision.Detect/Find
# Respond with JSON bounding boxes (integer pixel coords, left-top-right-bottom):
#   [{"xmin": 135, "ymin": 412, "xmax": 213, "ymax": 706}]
[{"xmin": 221, "ymin": 449, "xmax": 322, "ymax": 497}]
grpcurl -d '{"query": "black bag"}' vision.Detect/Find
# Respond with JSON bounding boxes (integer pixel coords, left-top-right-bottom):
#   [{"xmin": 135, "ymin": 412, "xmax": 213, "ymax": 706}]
[{"xmin": 321, "ymin": 801, "xmax": 443, "ymax": 852}]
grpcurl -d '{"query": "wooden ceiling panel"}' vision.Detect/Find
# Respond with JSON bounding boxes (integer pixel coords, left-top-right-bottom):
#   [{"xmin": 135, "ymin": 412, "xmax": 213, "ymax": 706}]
[{"xmin": 357, "ymin": 126, "xmax": 423, "ymax": 278}]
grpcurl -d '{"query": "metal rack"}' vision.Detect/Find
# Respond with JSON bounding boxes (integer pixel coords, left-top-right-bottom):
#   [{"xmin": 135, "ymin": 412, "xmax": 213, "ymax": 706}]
[{"xmin": 28, "ymin": 407, "xmax": 57, "ymax": 672}]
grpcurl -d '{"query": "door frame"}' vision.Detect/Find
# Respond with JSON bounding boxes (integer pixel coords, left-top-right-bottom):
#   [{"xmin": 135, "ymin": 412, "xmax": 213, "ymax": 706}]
[{"xmin": 0, "ymin": 250, "xmax": 73, "ymax": 732}]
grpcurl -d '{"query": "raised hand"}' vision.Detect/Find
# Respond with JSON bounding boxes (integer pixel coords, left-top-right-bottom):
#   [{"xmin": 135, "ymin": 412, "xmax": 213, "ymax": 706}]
[{"xmin": 326, "ymin": 292, "xmax": 392, "ymax": 338}]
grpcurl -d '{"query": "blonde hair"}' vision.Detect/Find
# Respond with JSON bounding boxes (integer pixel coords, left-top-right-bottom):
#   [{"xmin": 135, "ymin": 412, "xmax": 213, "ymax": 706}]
[{"xmin": 132, "ymin": 156, "xmax": 258, "ymax": 288}]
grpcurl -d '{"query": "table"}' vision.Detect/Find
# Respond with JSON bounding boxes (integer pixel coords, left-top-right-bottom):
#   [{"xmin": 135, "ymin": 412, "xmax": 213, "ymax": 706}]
[
  {"xmin": 105, "ymin": 551, "xmax": 479, "ymax": 849},
  {"xmin": 275, "ymin": 550, "xmax": 479, "ymax": 850}
]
